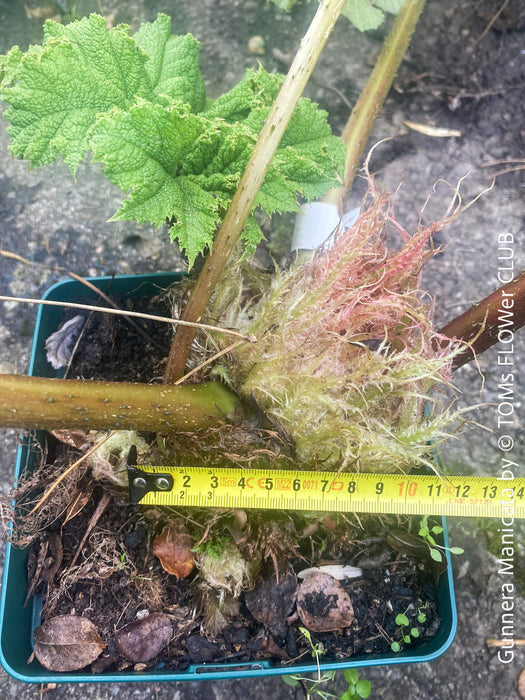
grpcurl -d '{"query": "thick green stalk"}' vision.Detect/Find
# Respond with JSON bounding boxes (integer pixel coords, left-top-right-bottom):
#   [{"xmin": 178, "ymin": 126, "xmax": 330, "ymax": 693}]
[
  {"xmin": 163, "ymin": 0, "xmax": 346, "ymax": 384},
  {"xmin": 0, "ymin": 375, "xmax": 239, "ymax": 431},
  {"xmin": 325, "ymin": 0, "xmax": 425, "ymax": 204}
]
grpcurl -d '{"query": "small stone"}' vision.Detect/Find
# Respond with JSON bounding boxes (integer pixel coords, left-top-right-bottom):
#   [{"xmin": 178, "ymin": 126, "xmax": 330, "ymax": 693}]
[{"xmin": 248, "ymin": 36, "xmax": 265, "ymax": 55}]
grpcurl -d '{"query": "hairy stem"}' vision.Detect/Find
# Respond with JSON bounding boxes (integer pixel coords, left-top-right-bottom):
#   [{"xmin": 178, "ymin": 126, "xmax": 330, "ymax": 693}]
[
  {"xmin": 438, "ymin": 269, "xmax": 525, "ymax": 369},
  {"xmin": 2, "ymin": 269, "xmax": 524, "ymax": 433},
  {"xmin": 0, "ymin": 375, "xmax": 239, "ymax": 431},
  {"xmin": 324, "ymin": 0, "xmax": 425, "ymax": 204},
  {"xmin": 163, "ymin": 0, "xmax": 346, "ymax": 384}
]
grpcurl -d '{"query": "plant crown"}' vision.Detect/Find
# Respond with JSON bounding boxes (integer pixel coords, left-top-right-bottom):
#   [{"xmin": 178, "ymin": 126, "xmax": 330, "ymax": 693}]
[{"xmin": 0, "ymin": 13, "xmax": 345, "ymax": 266}]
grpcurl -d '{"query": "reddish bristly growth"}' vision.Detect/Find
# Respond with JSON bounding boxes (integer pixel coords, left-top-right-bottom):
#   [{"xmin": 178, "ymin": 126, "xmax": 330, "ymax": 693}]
[
  {"xmin": 208, "ymin": 175, "xmax": 467, "ymax": 474},
  {"xmin": 308, "ymin": 177, "xmax": 454, "ymax": 360}
]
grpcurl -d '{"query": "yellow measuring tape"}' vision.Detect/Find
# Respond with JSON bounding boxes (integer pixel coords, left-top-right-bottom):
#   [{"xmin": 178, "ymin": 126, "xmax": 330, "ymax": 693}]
[{"xmin": 127, "ymin": 460, "xmax": 525, "ymax": 518}]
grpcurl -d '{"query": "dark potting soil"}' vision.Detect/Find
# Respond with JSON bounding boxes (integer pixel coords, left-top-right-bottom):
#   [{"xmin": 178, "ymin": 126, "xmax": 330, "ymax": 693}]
[
  {"xmin": 32, "ymin": 496, "xmax": 442, "ymax": 671},
  {"xmin": 62, "ymin": 288, "xmax": 174, "ymax": 383},
  {"xmin": 25, "ymin": 286, "xmax": 445, "ymax": 672}
]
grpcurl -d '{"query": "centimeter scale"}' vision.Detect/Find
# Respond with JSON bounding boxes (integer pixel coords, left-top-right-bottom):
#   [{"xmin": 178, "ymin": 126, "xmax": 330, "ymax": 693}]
[{"xmin": 127, "ymin": 449, "xmax": 524, "ymax": 519}]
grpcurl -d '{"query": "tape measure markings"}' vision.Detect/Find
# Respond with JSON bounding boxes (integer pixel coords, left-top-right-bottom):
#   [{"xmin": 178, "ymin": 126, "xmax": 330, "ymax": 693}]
[{"xmin": 128, "ymin": 465, "xmax": 525, "ymax": 518}]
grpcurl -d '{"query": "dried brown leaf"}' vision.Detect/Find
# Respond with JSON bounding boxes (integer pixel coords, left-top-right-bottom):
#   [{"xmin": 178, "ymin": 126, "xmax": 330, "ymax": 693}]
[
  {"xmin": 296, "ymin": 572, "xmax": 354, "ymax": 632},
  {"xmin": 404, "ymin": 120, "xmax": 462, "ymax": 138},
  {"xmin": 24, "ymin": 539, "xmax": 48, "ymax": 606},
  {"xmin": 41, "ymin": 532, "xmax": 63, "ymax": 583},
  {"xmin": 45, "ymin": 315, "xmax": 85, "ymax": 369},
  {"xmin": 261, "ymin": 635, "xmax": 288, "ymax": 660},
  {"xmin": 114, "ymin": 613, "xmax": 174, "ymax": 663},
  {"xmin": 23, "ymin": 532, "xmax": 63, "ymax": 606},
  {"xmin": 201, "ymin": 587, "xmax": 240, "ymax": 638},
  {"xmin": 33, "ymin": 615, "xmax": 105, "ymax": 671},
  {"xmin": 50, "ymin": 429, "xmax": 89, "ymax": 450},
  {"xmin": 153, "ymin": 522, "xmax": 195, "ymax": 578},
  {"xmin": 244, "ymin": 565, "xmax": 297, "ymax": 639}
]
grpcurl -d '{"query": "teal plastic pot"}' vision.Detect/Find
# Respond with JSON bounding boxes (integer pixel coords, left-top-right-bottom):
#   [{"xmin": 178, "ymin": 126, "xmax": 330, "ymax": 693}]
[{"xmin": 0, "ymin": 272, "xmax": 457, "ymax": 683}]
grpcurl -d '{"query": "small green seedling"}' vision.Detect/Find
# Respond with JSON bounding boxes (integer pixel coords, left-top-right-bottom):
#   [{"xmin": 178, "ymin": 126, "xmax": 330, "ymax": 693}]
[
  {"xmin": 390, "ymin": 605, "xmax": 428, "ymax": 653},
  {"xmin": 282, "ymin": 653, "xmax": 371, "ymax": 700},
  {"xmin": 117, "ymin": 551, "xmax": 128, "ymax": 573},
  {"xmin": 282, "ymin": 628, "xmax": 371, "ymax": 699},
  {"xmin": 282, "ymin": 627, "xmax": 335, "ymax": 698},
  {"xmin": 341, "ymin": 668, "xmax": 372, "ymax": 700},
  {"xmin": 390, "ymin": 612, "xmax": 419, "ymax": 652},
  {"xmin": 418, "ymin": 515, "xmax": 464, "ymax": 562},
  {"xmin": 282, "ymin": 672, "xmax": 338, "ymax": 700},
  {"xmin": 301, "ymin": 626, "xmax": 326, "ymax": 677}
]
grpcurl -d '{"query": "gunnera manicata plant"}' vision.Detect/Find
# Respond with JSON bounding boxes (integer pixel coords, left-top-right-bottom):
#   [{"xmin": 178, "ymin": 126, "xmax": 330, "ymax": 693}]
[{"xmin": 199, "ymin": 172, "xmax": 467, "ymax": 476}]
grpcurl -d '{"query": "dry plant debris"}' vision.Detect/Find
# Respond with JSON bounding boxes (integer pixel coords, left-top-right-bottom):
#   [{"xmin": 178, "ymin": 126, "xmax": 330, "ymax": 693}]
[
  {"xmin": 153, "ymin": 522, "xmax": 195, "ymax": 578},
  {"xmin": 114, "ymin": 614, "xmax": 174, "ymax": 664},
  {"xmin": 33, "ymin": 615, "xmax": 105, "ymax": 672},
  {"xmin": 296, "ymin": 572, "xmax": 355, "ymax": 632},
  {"xmin": 244, "ymin": 565, "xmax": 298, "ymax": 639}
]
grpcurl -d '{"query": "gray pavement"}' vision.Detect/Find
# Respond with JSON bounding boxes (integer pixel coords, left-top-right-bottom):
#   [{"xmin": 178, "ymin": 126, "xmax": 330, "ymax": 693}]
[{"xmin": 0, "ymin": 1, "xmax": 524, "ymax": 698}]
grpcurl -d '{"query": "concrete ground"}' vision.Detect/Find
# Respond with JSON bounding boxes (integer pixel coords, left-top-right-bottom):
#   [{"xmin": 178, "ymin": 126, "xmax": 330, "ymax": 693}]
[{"xmin": 0, "ymin": 0, "xmax": 524, "ymax": 698}]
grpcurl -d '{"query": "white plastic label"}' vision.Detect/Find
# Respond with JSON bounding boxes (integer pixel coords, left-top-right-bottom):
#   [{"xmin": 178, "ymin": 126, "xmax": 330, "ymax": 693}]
[{"xmin": 291, "ymin": 202, "xmax": 360, "ymax": 252}]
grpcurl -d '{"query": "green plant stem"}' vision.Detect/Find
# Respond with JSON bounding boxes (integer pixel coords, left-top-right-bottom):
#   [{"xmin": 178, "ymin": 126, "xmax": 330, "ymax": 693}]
[
  {"xmin": 324, "ymin": 0, "xmax": 425, "ymax": 205},
  {"xmin": 437, "ymin": 269, "xmax": 525, "ymax": 369},
  {"xmin": 0, "ymin": 375, "xmax": 238, "ymax": 431},
  {"xmin": 163, "ymin": 0, "xmax": 346, "ymax": 384}
]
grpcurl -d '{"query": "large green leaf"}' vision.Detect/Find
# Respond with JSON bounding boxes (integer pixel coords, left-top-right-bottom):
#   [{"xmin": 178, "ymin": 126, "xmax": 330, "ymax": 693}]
[
  {"xmin": 373, "ymin": 0, "xmax": 407, "ymax": 13},
  {"xmin": 89, "ymin": 70, "xmax": 344, "ymax": 265},
  {"xmin": 89, "ymin": 100, "xmax": 226, "ymax": 264},
  {"xmin": 204, "ymin": 68, "xmax": 281, "ymax": 124},
  {"xmin": 342, "ymin": 0, "xmax": 406, "ymax": 31},
  {"xmin": 1, "ymin": 16, "xmax": 344, "ymax": 266},
  {"xmin": 342, "ymin": 0, "xmax": 386, "ymax": 31},
  {"xmin": 1, "ymin": 15, "xmax": 151, "ymax": 173},
  {"xmin": 43, "ymin": 15, "xmax": 150, "ymax": 103},
  {"xmin": 207, "ymin": 69, "xmax": 346, "ymax": 211},
  {"xmin": 0, "ymin": 46, "xmax": 24, "ymax": 90},
  {"xmin": 134, "ymin": 13, "xmax": 205, "ymax": 111}
]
